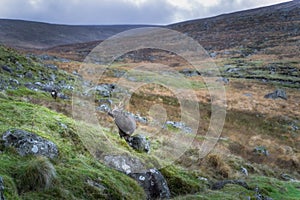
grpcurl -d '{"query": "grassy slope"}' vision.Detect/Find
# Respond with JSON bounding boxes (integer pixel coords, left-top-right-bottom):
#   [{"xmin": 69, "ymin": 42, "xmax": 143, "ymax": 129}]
[{"xmin": 0, "ymin": 46, "xmax": 299, "ymax": 199}]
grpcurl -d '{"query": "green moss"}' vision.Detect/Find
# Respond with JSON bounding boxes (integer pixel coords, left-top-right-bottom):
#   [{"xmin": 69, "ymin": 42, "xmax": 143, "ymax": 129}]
[
  {"xmin": 248, "ymin": 176, "xmax": 300, "ymax": 200},
  {"xmin": 161, "ymin": 166, "xmax": 205, "ymax": 196}
]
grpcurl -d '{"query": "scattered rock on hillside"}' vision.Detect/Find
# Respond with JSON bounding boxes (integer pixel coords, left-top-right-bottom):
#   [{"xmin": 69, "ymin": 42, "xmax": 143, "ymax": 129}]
[
  {"xmin": 165, "ymin": 121, "xmax": 192, "ymax": 133},
  {"xmin": 253, "ymin": 146, "xmax": 269, "ymax": 156},
  {"xmin": 44, "ymin": 64, "xmax": 58, "ymax": 70},
  {"xmin": 264, "ymin": 89, "xmax": 287, "ymax": 100},
  {"xmin": 127, "ymin": 134, "xmax": 150, "ymax": 153},
  {"xmin": 2, "ymin": 129, "xmax": 59, "ymax": 159},
  {"xmin": 179, "ymin": 69, "xmax": 201, "ymax": 77},
  {"xmin": 1, "ymin": 65, "xmax": 12, "ymax": 73},
  {"xmin": 226, "ymin": 67, "xmax": 240, "ymax": 73},
  {"xmin": 103, "ymin": 155, "xmax": 145, "ymax": 174},
  {"xmin": 241, "ymin": 167, "xmax": 248, "ymax": 176},
  {"xmin": 0, "ymin": 176, "xmax": 4, "ymax": 200},
  {"xmin": 280, "ymin": 173, "xmax": 296, "ymax": 181},
  {"xmin": 129, "ymin": 168, "xmax": 170, "ymax": 200},
  {"xmin": 254, "ymin": 186, "xmax": 273, "ymax": 200},
  {"xmin": 216, "ymin": 77, "xmax": 229, "ymax": 84},
  {"xmin": 129, "ymin": 113, "xmax": 148, "ymax": 124},
  {"xmin": 86, "ymin": 84, "xmax": 116, "ymax": 98}
]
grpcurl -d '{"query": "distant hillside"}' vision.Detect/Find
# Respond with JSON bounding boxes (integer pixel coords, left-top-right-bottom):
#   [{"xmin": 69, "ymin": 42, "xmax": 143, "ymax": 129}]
[
  {"xmin": 169, "ymin": 0, "xmax": 300, "ymax": 56},
  {"xmin": 0, "ymin": 0, "xmax": 299, "ymax": 57},
  {"xmin": 0, "ymin": 19, "xmax": 153, "ymax": 48}
]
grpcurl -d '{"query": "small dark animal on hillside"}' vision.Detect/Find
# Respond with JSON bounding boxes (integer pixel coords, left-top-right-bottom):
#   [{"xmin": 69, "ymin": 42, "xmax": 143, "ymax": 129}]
[
  {"xmin": 51, "ymin": 89, "xmax": 58, "ymax": 99},
  {"xmin": 108, "ymin": 102, "xmax": 136, "ymax": 141}
]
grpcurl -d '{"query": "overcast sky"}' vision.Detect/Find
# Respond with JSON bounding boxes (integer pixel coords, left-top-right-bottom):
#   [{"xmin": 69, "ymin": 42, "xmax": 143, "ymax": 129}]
[{"xmin": 0, "ymin": 0, "xmax": 291, "ymax": 25}]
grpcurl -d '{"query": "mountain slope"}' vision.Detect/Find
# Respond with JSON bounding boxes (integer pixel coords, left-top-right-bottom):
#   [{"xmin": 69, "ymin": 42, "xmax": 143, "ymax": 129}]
[
  {"xmin": 0, "ymin": 19, "xmax": 154, "ymax": 48},
  {"xmin": 169, "ymin": 0, "xmax": 300, "ymax": 56}
]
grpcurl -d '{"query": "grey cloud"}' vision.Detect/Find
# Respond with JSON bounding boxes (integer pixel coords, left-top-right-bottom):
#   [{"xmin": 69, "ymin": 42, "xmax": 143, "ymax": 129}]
[
  {"xmin": 0, "ymin": 0, "xmax": 290, "ymax": 25},
  {"xmin": 0, "ymin": 0, "xmax": 177, "ymax": 25}
]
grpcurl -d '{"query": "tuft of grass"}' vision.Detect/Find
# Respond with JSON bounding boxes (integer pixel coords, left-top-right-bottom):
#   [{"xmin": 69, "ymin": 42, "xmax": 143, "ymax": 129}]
[
  {"xmin": 204, "ymin": 154, "xmax": 232, "ymax": 179},
  {"xmin": 15, "ymin": 156, "xmax": 56, "ymax": 193}
]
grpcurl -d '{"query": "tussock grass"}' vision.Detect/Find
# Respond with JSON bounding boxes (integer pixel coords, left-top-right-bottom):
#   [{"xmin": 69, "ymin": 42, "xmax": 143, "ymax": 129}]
[{"xmin": 16, "ymin": 156, "xmax": 56, "ymax": 192}]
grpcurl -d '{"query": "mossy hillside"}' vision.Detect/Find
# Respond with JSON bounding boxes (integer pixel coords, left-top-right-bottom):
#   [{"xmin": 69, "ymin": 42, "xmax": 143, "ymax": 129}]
[
  {"xmin": 0, "ymin": 96, "xmax": 206, "ymax": 199},
  {"xmin": 0, "ymin": 97, "xmax": 146, "ymax": 199}
]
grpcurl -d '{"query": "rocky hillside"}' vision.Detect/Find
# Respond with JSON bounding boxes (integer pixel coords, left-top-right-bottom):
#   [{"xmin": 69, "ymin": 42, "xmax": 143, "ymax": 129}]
[
  {"xmin": 170, "ymin": 0, "xmax": 300, "ymax": 57},
  {"xmin": 0, "ymin": 42, "xmax": 299, "ymax": 199},
  {"xmin": 0, "ymin": 1, "xmax": 300, "ymax": 199}
]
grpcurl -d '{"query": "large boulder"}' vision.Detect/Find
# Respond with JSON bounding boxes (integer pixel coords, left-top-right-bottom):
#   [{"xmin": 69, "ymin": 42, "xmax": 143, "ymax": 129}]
[
  {"xmin": 2, "ymin": 129, "xmax": 58, "ymax": 159},
  {"xmin": 103, "ymin": 155, "xmax": 145, "ymax": 174},
  {"xmin": 127, "ymin": 134, "xmax": 150, "ymax": 153},
  {"xmin": 129, "ymin": 168, "xmax": 171, "ymax": 200},
  {"xmin": 264, "ymin": 89, "xmax": 287, "ymax": 100}
]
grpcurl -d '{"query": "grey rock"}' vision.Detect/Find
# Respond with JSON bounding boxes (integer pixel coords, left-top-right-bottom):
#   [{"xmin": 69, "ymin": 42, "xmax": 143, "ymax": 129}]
[
  {"xmin": 254, "ymin": 186, "xmax": 273, "ymax": 200},
  {"xmin": 179, "ymin": 69, "xmax": 201, "ymax": 77},
  {"xmin": 34, "ymin": 82, "xmax": 44, "ymax": 87},
  {"xmin": 0, "ymin": 176, "xmax": 5, "ymax": 200},
  {"xmin": 290, "ymin": 123, "xmax": 299, "ymax": 131},
  {"xmin": 24, "ymin": 71, "xmax": 33, "ymax": 79},
  {"xmin": 57, "ymin": 93, "xmax": 69, "ymax": 100},
  {"xmin": 253, "ymin": 146, "xmax": 269, "ymax": 156},
  {"xmin": 2, "ymin": 129, "xmax": 59, "ymax": 159},
  {"xmin": 103, "ymin": 155, "xmax": 145, "ymax": 174},
  {"xmin": 210, "ymin": 52, "xmax": 217, "ymax": 58},
  {"xmin": 127, "ymin": 134, "xmax": 150, "ymax": 153},
  {"xmin": 9, "ymin": 79, "xmax": 19, "ymax": 87},
  {"xmin": 241, "ymin": 167, "xmax": 248, "ymax": 176},
  {"xmin": 97, "ymin": 104, "xmax": 111, "ymax": 112},
  {"xmin": 24, "ymin": 82, "xmax": 39, "ymax": 91},
  {"xmin": 134, "ymin": 114, "xmax": 148, "ymax": 124},
  {"xmin": 126, "ymin": 112, "xmax": 147, "ymax": 124},
  {"xmin": 94, "ymin": 84, "xmax": 116, "ymax": 97},
  {"xmin": 264, "ymin": 89, "xmax": 287, "ymax": 100},
  {"xmin": 165, "ymin": 121, "xmax": 192, "ymax": 133},
  {"xmin": 216, "ymin": 77, "xmax": 229, "ymax": 84},
  {"xmin": 42, "ymin": 85, "xmax": 53, "ymax": 92},
  {"xmin": 44, "ymin": 64, "xmax": 58, "ymax": 70},
  {"xmin": 129, "ymin": 168, "xmax": 170, "ymax": 200},
  {"xmin": 244, "ymin": 93, "xmax": 253, "ymax": 97},
  {"xmin": 226, "ymin": 68, "xmax": 240, "ymax": 73},
  {"xmin": 280, "ymin": 173, "xmax": 296, "ymax": 181},
  {"xmin": 2, "ymin": 65, "xmax": 12, "ymax": 73}
]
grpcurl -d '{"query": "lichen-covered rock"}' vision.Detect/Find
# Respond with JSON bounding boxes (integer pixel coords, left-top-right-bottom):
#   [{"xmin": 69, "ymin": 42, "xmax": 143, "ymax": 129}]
[
  {"xmin": 2, "ymin": 129, "xmax": 58, "ymax": 159},
  {"xmin": 129, "ymin": 168, "xmax": 170, "ymax": 200},
  {"xmin": 103, "ymin": 155, "xmax": 145, "ymax": 174}
]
